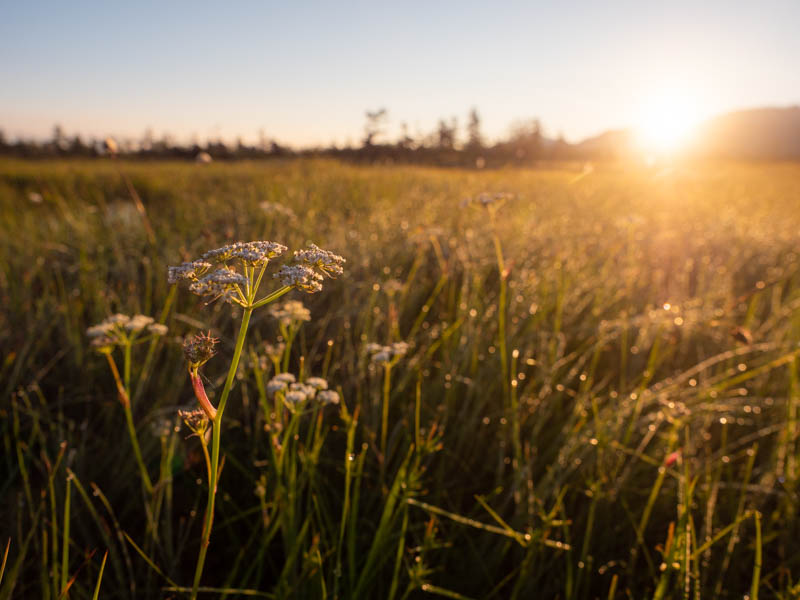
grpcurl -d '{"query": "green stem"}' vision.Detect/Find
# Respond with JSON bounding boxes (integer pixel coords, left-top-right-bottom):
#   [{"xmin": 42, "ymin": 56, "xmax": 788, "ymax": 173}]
[
  {"xmin": 107, "ymin": 351, "xmax": 153, "ymax": 494},
  {"xmin": 251, "ymin": 285, "xmax": 292, "ymax": 309},
  {"xmin": 381, "ymin": 363, "xmax": 392, "ymax": 460},
  {"xmin": 123, "ymin": 342, "xmax": 132, "ymax": 392},
  {"xmin": 491, "ymin": 228, "xmax": 509, "ymax": 402},
  {"xmin": 123, "ymin": 403, "xmax": 154, "ymax": 494},
  {"xmin": 191, "ymin": 306, "xmax": 253, "ymax": 600}
]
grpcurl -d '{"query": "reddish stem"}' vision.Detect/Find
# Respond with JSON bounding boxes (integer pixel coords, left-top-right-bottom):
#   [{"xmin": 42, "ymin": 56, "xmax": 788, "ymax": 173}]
[{"xmin": 191, "ymin": 370, "xmax": 217, "ymax": 420}]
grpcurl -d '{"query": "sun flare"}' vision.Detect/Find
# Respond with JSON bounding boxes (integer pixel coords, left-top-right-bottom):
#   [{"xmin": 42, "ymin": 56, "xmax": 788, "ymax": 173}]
[{"xmin": 635, "ymin": 89, "xmax": 705, "ymax": 154}]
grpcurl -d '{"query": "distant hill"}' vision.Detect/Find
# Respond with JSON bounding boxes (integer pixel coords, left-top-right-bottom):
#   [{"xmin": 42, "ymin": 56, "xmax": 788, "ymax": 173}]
[
  {"xmin": 572, "ymin": 129, "xmax": 635, "ymax": 159},
  {"xmin": 571, "ymin": 105, "xmax": 800, "ymax": 161},
  {"xmin": 690, "ymin": 106, "xmax": 800, "ymax": 160}
]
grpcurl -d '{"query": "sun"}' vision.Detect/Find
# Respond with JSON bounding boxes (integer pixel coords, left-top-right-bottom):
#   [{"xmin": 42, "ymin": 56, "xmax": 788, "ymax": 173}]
[{"xmin": 635, "ymin": 88, "xmax": 705, "ymax": 154}]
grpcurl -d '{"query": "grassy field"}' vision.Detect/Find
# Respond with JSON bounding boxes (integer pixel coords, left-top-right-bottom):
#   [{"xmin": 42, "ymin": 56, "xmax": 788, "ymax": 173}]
[{"xmin": 2, "ymin": 157, "xmax": 800, "ymax": 599}]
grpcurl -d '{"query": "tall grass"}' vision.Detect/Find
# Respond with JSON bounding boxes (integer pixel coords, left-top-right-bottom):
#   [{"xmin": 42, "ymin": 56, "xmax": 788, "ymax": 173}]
[{"xmin": 2, "ymin": 158, "xmax": 800, "ymax": 598}]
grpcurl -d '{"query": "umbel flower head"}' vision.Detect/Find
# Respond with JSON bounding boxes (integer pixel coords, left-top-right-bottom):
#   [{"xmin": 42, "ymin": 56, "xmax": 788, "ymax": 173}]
[
  {"xmin": 168, "ymin": 241, "xmax": 287, "ymax": 305},
  {"xmin": 293, "ymin": 244, "xmax": 346, "ymax": 278},
  {"xmin": 266, "ymin": 374, "xmax": 340, "ymax": 405},
  {"xmin": 86, "ymin": 313, "xmax": 168, "ymax": 352},
  {"xmin": 178, "ymin": 407, "xmax": 210, "ymax": 438},
  {"xmin": 367, "ymin": 341, "xmax": 409, "ymax": 364},
  {"xmin": 168, "ymin": 240, "xmax": 344, "ymax": 304},
  {"xmin": 274, "ymin": 243, "xmax": 345, "ymax": 294},
  {"xmin": 202, "ymin": 241, "xmax": 287, "ymax": 266},
  {"xmin": 268, "ymin": 300, "xmax": 311, "ymax": 326}
]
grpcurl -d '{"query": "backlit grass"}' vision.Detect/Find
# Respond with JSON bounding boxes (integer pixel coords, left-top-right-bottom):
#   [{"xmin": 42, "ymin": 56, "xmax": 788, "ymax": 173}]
[{"xmin": 2, "ymin": 158, "xmax": 800, "ymax": 598}]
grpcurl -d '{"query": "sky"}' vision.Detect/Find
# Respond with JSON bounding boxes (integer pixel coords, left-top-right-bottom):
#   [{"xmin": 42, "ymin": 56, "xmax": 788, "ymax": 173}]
[{"xmin": 1, "ymin": 0, "xmax": 799, "ymax": 147}]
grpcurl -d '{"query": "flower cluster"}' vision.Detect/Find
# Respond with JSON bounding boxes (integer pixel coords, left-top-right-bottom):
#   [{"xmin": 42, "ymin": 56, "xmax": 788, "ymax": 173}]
[
  {"xmin": 274, "ymin": 265, "xmax": 324, "ymax": 293},
  {"xmin": 188, "ymin": 267, "xmax": 249, "ymax": 303},
  {"xmin": 167, "ymin": 259, "xmax": 213, "ymax": 284},
  {"xmin": 275, "ymin": 243, "xmax": 345, "ymax": 294},
  {"xmin": 266, "ymin": 373, "xmax": 339, "ymax": 405},
  {"xmin": 168, "ymin": 241, "xmax": 288, "ymax": 304},
  {"xmin": 268, "ymin": 300, "xmax": 311, "ymax": 326},
  {"xmin": 86, "ymin": 313, "xmax": 167, "ymax": 351},
  {"xmin": 367, "ymin": 342, "xmax": 410, "ymax": 364},
  {"xmin": 178, "ymin": 407, "xmax": 210, "ymax": 438},
  {"xmin": 294, "ymin": 244, "xmax": 346, "ymax": 277},
  {"xmin": 201, "ymin": 241, "xmax": 287, "ymax": 266}
]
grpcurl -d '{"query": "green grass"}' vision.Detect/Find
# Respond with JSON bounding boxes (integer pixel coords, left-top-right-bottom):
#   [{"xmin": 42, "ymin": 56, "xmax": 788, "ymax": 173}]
[{"xmin": 2, "ymin": 157, "xmax": 800, "ymax": 598}]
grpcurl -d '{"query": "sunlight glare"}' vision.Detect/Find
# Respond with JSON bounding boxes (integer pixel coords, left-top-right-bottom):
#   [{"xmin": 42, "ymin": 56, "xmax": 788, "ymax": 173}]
[{"xmin": 635, "ymin": 89, "xmax": 704, "ymax": 154}]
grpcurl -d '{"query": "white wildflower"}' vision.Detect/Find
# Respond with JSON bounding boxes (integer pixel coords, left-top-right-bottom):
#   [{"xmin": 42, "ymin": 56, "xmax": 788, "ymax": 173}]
[
  {"xmin": 147, "ymin": 323, "xmax": 168, "ymax": 336},
  {"xmin": 317, "ymin": 390, "xmax": 340, "ymax": 405},
  {"xmin": 285, "ymin": 390, "xmax": 307, "ymax": 403},
  {"xmin": 268, "ymin": 300, "xmax": 311, "ymax": 326},
  {"xmin": 367, "ymin": 341, "xmax": 410, "ymax": 364},
  {"xmin": 260, "ymin": 201, "xmax": 297, "ymax": 221},
  {"xmin": 390, "ymin": 342, "xmax": 409, "ymax": 357},
  {"xmin": 305, "ymin": 377, "xmax": 328, "ymax": 390},
  {"xmin": 126, "ymin": 314, "xmax": 155, "ymax": 333},
  {"xmin": 372, "ymin": 349, "xmax": 392, "ymax": 363},
  {"xmin": 290, "ymin": 382, "xmax": 317, "ymax": 398},
  {"xmin": 272, "ymin": 373, "xmax": 296, "ymax": 384},
  {"xmin": 267, "ymin": 379, "xmax": 288, "ymax": 395},
  {"xmin": 86, "ymin": 314, "xmax": 130, "ymax": 346}
]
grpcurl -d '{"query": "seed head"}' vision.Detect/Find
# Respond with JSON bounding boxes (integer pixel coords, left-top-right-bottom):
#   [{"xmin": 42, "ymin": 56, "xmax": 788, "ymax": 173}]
[
  {"xmin": 183, "ymin": 332, "xmax": 218, "ymax": 368},
  {"xmin": 178, "ymin": 408, "xmax": 210, "ymax": 437}
]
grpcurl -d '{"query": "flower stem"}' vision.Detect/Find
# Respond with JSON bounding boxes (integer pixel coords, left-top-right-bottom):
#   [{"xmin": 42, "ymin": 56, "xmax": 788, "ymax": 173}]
[
  {"xmin": 381, "ymin": 363, "xmax": 392, "ymax": 461},
  {"xmin": 105, "ymin": 352, "xmax": 153, "ymax": 494},
  {"xmin": 251, "ymin": 285, "xmax": 291, "ymax": 309},
  {"xmin": 190, "ymin": 306, "xmax": 253, "ymax": 600}
]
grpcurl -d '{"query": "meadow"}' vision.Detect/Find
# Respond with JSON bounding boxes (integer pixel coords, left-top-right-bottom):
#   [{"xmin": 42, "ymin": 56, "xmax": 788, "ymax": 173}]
[{"xmin": 2, "ymin": 157, "xmax": 800, "ymax": 599}]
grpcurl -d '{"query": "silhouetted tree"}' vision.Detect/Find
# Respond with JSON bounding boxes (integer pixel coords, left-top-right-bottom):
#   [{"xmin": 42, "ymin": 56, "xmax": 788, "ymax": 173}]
[
  {"xmin": 466, "ymin": 108, "xmax": 484, "ymax": 151},
  {"xmin": 363, "ymin": 108, "xmax": 388, "ymax": 147},
  {"xmin": 52, "ymin": 124, "xmax": 68, "ymax": 151},
  {"xmin": 397, "ymin": 122, "xmax": 414, "ymax": 149},
  {"xmin": 437, "ymin": 118, "xmax": 457, "ymax": 150}
]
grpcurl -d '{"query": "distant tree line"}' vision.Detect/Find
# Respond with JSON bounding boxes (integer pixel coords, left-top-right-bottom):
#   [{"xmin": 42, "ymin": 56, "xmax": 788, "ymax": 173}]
[{"xmin": 0, "ymin": 109, "xmax": 602, "ymax": 166}]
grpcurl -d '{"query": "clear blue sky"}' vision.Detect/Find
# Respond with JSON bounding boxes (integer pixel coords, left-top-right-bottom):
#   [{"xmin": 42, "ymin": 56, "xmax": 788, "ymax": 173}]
[{"xmin": 1, "ymin": 0, "xmax": 798, "ymax": 146}]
